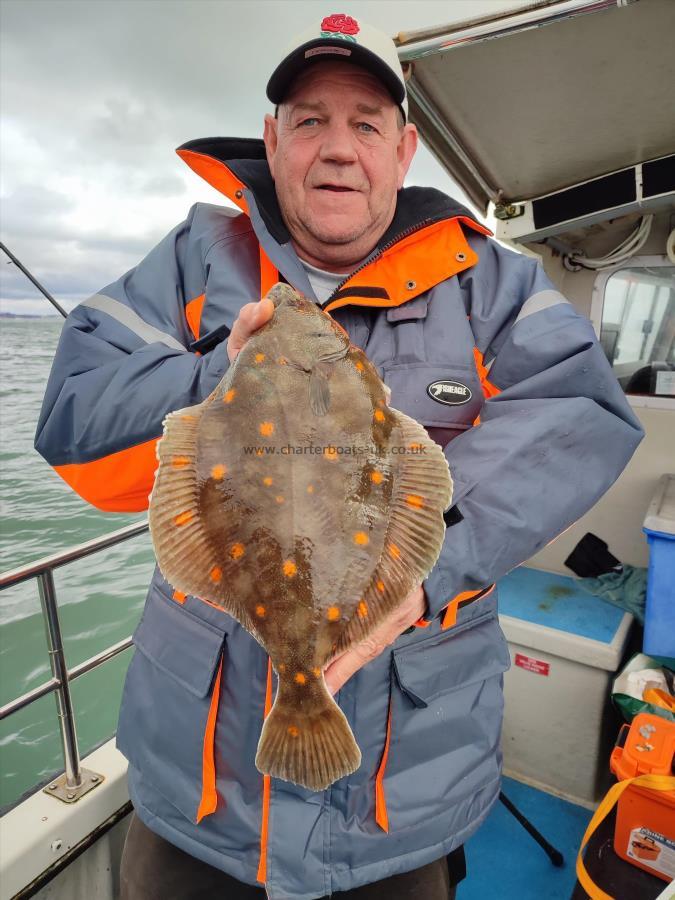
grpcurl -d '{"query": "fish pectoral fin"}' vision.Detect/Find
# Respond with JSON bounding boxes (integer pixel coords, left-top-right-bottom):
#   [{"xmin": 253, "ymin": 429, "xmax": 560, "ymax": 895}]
[
  {"xmin": 318, "ymin": 345, "xmax": 350, "ymax": 364},
  {"xmin": 309, "ymin": 347, "xmax": 349, "ymax": 416},
  {"xmin": 309, "ymin": 361, "xmax": 332, "ymax": 416}
]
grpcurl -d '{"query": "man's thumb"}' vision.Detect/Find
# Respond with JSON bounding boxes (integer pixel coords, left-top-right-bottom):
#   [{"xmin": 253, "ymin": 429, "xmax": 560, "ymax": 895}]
[{"xmin": 254, "ymin": 295, "xmax": 274, "ymax": 325}]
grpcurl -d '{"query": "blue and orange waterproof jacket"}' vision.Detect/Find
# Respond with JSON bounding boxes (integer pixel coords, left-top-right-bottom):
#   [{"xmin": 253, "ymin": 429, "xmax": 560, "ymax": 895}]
[{"xmin": 35, "ymin": 138, "xmax": 644, "ymax": 899}]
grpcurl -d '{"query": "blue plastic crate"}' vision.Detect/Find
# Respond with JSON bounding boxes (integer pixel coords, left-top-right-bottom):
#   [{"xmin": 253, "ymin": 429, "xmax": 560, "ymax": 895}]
[
  {"xmin": 643, "ymin": 528, "xmax": 675, "ymax": 657},
  {"xmin": 642, "ymin": 475, "xmax": 675, "ymax": 658}
]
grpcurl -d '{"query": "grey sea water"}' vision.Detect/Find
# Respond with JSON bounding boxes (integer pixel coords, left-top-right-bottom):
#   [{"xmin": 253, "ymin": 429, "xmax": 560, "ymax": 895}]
[{"xmin": 0, "ymin": 318, "xmax": 156, "ymax": 810}]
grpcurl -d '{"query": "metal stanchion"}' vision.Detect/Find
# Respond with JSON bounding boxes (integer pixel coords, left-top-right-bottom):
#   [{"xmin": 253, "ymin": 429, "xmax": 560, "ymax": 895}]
[{"xmin": 38, "ymin": 570, "xmax": 103, "ymax": 802}]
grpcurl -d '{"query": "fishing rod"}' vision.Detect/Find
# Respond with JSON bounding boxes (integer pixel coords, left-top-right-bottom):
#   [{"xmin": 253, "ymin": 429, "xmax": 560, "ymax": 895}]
[{"xmin": 0, "ymin": 242, "xmax": 68, "ymax": 319}]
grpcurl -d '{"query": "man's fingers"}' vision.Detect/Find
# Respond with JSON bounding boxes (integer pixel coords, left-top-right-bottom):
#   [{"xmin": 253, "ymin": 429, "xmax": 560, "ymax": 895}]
[
  {"xmin": 323, "ymin": 635, "xmax": 387, "ymax": 696},
  {"xmin": 322, "ymin": 586, "xmax": 426, "ymax": 696},
  {"xmin": 227, "ymin": 296, "xmax": 274, "ymax": 362}
]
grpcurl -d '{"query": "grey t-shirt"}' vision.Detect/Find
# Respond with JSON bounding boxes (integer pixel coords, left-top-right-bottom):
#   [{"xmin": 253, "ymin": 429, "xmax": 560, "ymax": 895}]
[{"xmin": 299, "ymin": 259, "xmax": 350, "ymax": 305}]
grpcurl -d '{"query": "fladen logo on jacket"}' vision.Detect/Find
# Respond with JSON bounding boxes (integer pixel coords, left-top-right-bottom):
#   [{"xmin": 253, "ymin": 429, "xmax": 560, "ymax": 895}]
[{"xmin": 427, "ymin": 380, "xmax": 472, "ymax": 406}]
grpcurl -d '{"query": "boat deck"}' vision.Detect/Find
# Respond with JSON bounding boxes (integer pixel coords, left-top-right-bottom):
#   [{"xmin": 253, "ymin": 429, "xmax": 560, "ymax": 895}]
[
  {"xmin": 463, "ymin": 776, "xmax": 669, "ymax": 900},
  {"xmin": 464, "ymin": 776, "xmax": 590, "ymax": 900}
]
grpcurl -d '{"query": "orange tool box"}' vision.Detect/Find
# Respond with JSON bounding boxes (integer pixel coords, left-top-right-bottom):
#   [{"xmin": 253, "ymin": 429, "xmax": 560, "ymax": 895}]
[{"xmin": 610, "ymin": 713, "xmax": 675, "ymax": 882}]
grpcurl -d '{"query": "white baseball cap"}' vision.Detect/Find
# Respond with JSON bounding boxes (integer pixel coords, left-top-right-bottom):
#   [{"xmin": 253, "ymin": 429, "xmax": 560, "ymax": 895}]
[{"xmin": 267, "ymin": 13, "xmax": 408, "ymax": 121}]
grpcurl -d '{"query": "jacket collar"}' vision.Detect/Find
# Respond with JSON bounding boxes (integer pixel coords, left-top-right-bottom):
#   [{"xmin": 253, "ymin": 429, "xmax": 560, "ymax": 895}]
[{"xmin": 177, "ymin": 137, "xmax": 492, "ymax": 311}]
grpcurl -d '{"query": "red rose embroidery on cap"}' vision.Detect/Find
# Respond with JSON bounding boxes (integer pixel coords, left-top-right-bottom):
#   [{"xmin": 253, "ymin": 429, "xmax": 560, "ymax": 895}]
[{"xmin": 321, "ymin": 14, "xmax": 360, "ymax": 36}]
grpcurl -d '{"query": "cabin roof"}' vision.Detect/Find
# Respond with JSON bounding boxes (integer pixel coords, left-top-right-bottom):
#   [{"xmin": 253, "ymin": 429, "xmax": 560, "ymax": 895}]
[{"xmin": 397, "ymin": 0, "xmax": 675, "ymax": 214}]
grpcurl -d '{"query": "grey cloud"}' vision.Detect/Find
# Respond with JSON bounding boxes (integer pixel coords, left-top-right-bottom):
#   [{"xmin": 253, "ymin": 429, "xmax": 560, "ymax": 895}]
[
  {"xmin": 135, "ymin": 174, "xmax": 186, "ymax": 197},
  {"xmin": 1, "ymin": 185, "xmax": 77, "ymax": 238},
  {"xmin": 1, "ymin": 0, "xmax": 504, "ymax": 314}
]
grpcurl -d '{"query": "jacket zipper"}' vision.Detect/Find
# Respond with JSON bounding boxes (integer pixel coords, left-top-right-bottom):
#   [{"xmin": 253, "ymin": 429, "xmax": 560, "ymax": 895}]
[{"xmin": 322, "ymin": 217, "xmax": 435, "ymax": 307}]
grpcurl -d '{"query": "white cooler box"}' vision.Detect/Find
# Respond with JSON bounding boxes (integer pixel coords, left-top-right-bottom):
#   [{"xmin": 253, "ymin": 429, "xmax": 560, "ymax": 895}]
[{"xmin": 498, "ymin": 566, "xmax": 634, "ymax": 807}]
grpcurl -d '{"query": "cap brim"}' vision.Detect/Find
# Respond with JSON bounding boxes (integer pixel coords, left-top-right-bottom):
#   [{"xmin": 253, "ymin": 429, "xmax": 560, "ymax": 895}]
[{"xmin": 266, "ymin": 38, "xmax": 406, "ymax": 110}]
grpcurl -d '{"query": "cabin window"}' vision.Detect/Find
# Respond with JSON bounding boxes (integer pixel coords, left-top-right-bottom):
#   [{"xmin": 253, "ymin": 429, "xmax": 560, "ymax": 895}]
[{"xmin": 598, "ymin": 264, "xmax": 675, "ymax": 399}]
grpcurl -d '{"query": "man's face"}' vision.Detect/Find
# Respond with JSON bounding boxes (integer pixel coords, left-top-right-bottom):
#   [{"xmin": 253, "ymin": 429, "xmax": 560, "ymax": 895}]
[{"xmin": 263, "ymin": 60, "xmax": 417, "ymax": 271}]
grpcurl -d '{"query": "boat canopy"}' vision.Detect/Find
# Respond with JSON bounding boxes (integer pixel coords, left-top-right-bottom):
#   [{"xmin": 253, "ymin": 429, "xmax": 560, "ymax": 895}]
[{"xmin": 396, "ymin": 0, "xmax": 675, "ymax": 215}]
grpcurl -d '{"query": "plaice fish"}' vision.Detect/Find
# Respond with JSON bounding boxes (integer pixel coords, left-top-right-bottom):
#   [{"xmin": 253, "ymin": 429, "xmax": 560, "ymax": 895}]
[{"xmin": 148, "ymin": 283, "xmax": 453, "ymax": 791}]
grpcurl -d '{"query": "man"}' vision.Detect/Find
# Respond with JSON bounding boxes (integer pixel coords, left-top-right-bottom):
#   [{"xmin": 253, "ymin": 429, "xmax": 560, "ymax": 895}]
[{"xmin": 34, "ymin": 14, "xmax": 643, "ymax": 900}]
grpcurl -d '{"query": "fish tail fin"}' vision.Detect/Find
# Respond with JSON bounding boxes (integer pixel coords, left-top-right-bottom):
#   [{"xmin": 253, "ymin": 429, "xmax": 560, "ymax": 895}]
[{"xmin": 255, "ymin": 677, "xmax": 361, "ymax": 791}]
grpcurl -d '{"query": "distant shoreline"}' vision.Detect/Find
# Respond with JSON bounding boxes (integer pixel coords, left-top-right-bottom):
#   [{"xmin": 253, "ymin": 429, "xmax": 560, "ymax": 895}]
[{"xmin": 0, "ymin": 313, "xmax": 61, "ymax": 319}]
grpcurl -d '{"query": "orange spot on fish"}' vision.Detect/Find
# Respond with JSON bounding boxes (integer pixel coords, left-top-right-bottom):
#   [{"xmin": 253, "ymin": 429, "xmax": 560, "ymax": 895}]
[
  {"xmin": 307, "ymin": 484, "xmax": 315, "ymax": 493},
  {"xmin": 283, "ymin": 560, "xmax": 297, "ymax": 577},
  {"xmin": 181, "ymin": 415, "xmax": 196, "ymax": 421},
  {"xmin": 255, "ymin": 448, "xmax": 264, "ymax": 456},
  {"xmin": 358, "ymin": 600, "xmax": 368, "ymax": 618},
  {"xmin": 230, "ymin": 543, "xmax": 245, "ymax": 560},
  {"xmin": 210, "ymin": 566, "xmax": 222, "ymax": 583},
  {"xmin": 355, "ymin": 360, "xmax": 364, "ymax": 371},
  {"xmin": 278, "ymin": 663, "xmax": 286, "ymax": 673},
  {"xmin": 255, "ymin": 604, "xmax": 266, "ymax": 618},
  {"xmin": 294, "ymin": 672, "xmax": 307, "ymax": 685},
  {"xmin": 374, "ymin": 409, "xmax": 386, "ymax": 423},
  {"xmin": 353, "ymin": 531, "xmax": 369, "ymax": 545},
  {"xmin": 259, "ymin": 421, "xmax": 275, "ymax": 437},
  {"xmin": 312, "ymin": 667, "xmax": 321, "ymax": 677},
  {"xmin": 406, "ymin": 494, "xmax": 424, "ymax": 508},
  {"xmin": 171, "ymin": 456, "xmax": 190, "ymax": 468},
  {"xmin": 172, "ymin": 590, "xmax": 187, "ymax": 604},
  {"xmin": 388, "ymin": 543, "xmax": 401, "ymax": 560},
  {"xmin": 327, "ymin": 606, "xmax": 340, "ymax": 621},
  {"xmin": 275, "ymin": 495, "xmax": 285, "ymax": 504},
  {"xmin": 370, "ymin": 470, "xmax": 383, "ymax": 484},
  {"xmin": 174, "ymin": 510, "xmax": 193, "ymax": 526},
  {"xmin": 211, "ymin": 464, "xmax": 227, "ymax": 480},
  {"xmin": 408, "ymin": 442, "xmax": 423, "ymax": 452},
  {"xmin": 278, "ymin": 356, "xmax": 288, "ymax": 365},
  {"xmin": 255, "ymin": 353, "xmax": 265, "ymax": 363},
  {"xmin": 376, "ymin": 580, "xmax": 385, "ymax": 593},
  {"xmin": 288, "ymin": 725, "xmax": 300, "ymax": 737},
  {"xmin": 223, "ymin": 388, "xmax": 236, "ymax": 403},
  {"xmin": 263, "ymin": 476, "xmax": 273, "ymax": 486},
  {"xmin": 324, "ymin": 446, "xmax": 338, "ymax": 460}
]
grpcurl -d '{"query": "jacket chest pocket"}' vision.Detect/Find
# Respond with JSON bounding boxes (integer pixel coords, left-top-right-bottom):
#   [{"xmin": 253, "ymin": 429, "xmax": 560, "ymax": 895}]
[
  {"xmin": 116, "ymin": 584, "xmax": 226, "ymax": 824},
  {"xmin": 382, "ymin": 362, "xmax": 483, "ymax": 447},
  {"xmin": 384, "ymin": 613, "xmax": 511, "ymax": 829}
]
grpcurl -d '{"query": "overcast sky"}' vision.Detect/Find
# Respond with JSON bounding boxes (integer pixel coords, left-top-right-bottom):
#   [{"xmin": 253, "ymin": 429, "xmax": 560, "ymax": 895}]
[{"xmin": 0, "ymin": 0, "xmax": 519, "ymax": 315}]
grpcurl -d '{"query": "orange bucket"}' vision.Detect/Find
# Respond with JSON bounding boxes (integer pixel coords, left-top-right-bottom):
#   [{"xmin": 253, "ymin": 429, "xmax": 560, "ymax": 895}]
[{"xmin": 609, "ymin": 713, "xmax": 675, "ymax": 881}]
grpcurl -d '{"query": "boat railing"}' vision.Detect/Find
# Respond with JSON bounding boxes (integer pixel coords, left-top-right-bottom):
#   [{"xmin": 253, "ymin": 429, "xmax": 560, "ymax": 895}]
[{"xmin": 0, "ymin": 520, "xmax": 148, "ymax": 803}]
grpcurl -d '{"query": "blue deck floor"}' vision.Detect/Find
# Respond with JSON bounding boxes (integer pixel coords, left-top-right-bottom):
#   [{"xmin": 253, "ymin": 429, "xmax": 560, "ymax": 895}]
[{"xmin": 461, "ymin": 777, "xmax": 593, "ymax": 899}]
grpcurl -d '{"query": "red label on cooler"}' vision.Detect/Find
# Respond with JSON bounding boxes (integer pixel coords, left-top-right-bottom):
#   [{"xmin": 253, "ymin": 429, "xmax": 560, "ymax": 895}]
[{"xmin": 515, "ymin": 653, "xmax": 550, "ymax": 676}]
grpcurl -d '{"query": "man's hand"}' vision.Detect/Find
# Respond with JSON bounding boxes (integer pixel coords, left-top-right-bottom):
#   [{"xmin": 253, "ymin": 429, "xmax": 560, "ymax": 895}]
[
  {"xmin": 227, "ymin": 297, "xmax": 275, "ymax": 363},
  {"xmin": 323, "ymin": 585, "xmax": 426, "ymax": 696}
]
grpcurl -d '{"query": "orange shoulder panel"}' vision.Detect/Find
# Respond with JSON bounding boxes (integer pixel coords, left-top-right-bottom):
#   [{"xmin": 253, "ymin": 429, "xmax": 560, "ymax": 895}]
[{"xmin": 53, "ymin": 437, "xmax": 160, "ymax": 513}]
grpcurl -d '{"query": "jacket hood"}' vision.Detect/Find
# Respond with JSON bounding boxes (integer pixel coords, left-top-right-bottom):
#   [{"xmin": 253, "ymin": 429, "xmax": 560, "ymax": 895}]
[{"xmin": 176, "ymin": 137, "xmax": 485, "ymax": 249}]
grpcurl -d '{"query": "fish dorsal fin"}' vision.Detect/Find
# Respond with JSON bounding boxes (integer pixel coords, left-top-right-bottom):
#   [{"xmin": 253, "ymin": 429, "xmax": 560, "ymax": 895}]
[
  {"xmin": 330, "ymin": 409, "xmax": 453, "ymax": 656},
  {"xmin": 148, "ymin": 391, "xmax": 255, "ymax": 632}
]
